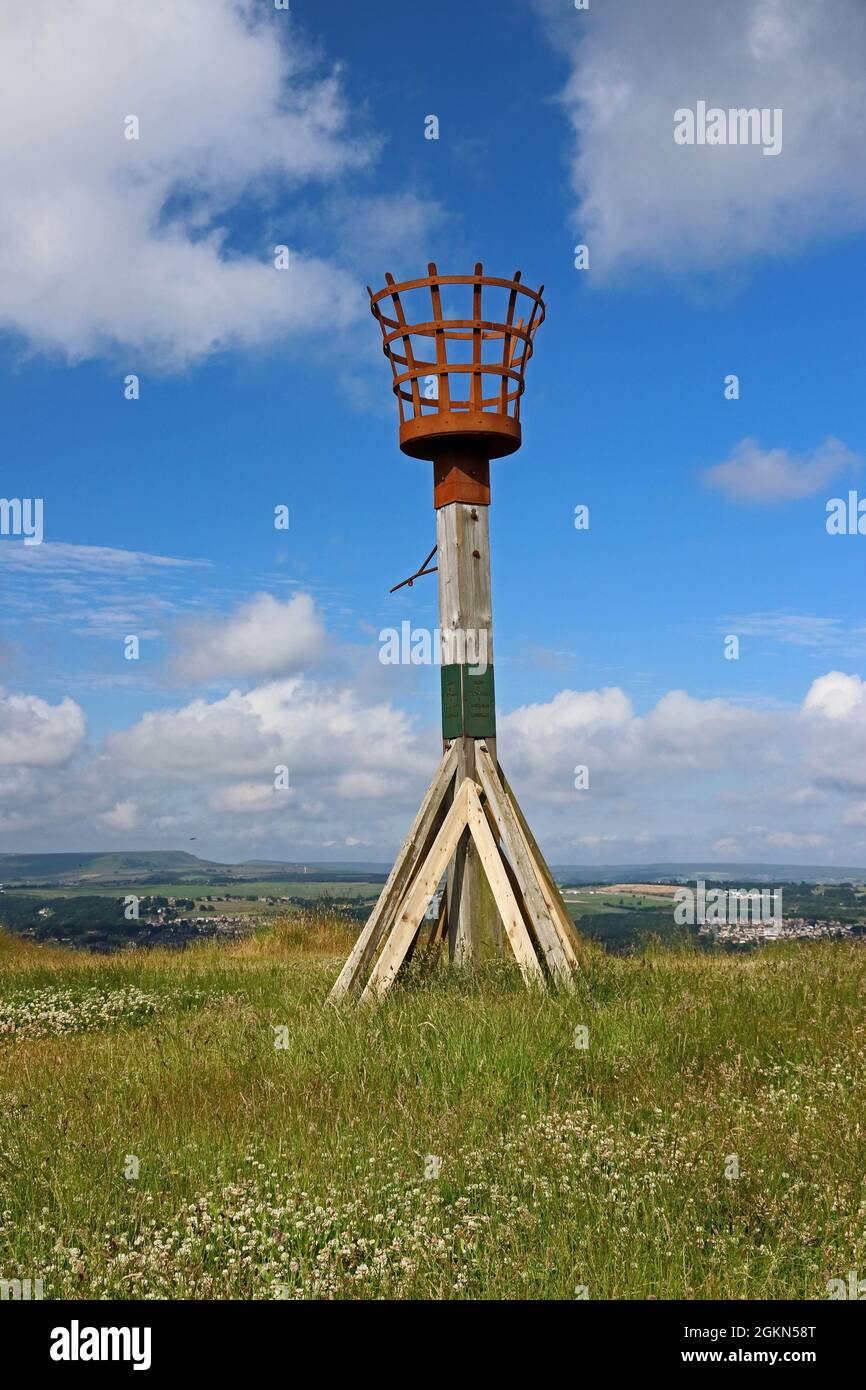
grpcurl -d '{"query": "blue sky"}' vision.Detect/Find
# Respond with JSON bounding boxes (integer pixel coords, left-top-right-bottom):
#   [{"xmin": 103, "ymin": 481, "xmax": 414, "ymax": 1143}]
[{"xmin": 1, "ymin": 0, "xmax": 866, "ymax": 865}]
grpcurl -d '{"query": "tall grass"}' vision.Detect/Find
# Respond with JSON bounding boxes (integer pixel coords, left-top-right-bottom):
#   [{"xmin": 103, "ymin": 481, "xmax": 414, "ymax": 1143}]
[{"xmin": 1, "ymin": 915, "xmax": 864, "ymax": 1299}]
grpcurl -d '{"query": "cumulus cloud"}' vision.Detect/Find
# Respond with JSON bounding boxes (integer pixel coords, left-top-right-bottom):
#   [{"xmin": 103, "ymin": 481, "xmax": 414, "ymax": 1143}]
[
  {"xmin": 98, "ymin": 799, "xmax": 140, "ymax": 832},
  {"xmin": 5, "ymin": 668, "xmax": 866, "ymax": 862},
  {"xmin": 493, "ymin": 675, "xmax": 866, "ymax": 860},
  {"xmin": 0, "ymin": 691, "xmax": 85, "ymax": 766},
  {"xmin": 803, "ymin": 671, "xmax": 866, "ymax": 720},
  {"xmin": 170, "ymin": 592, "xmax": 326, "ymax": 682},
  {"xmin": 540, "ymin": 0, "xmax": 866, "ymax": 277},
  {"xmin": 800, "ymin": 675, "xmax": 866, "ymax": 796},
  {"xmin": 104, "ymin": 675, "xmax": 423, "ymax": 787},
  {"xmin": 208, "ymin": 782, "xmax": 294, "ymax": 815},
  {"xmin": 498, "ymin": 684, "xmax": 770, "ymax": 801},
  {"xmin": 702, "ymin": 437, "xmax": 859, "ymax": 502},
  {"xmin": 0, "ymin": 0, "xmax": 371, "ymax": 366},
  {"xmin": 84, "ymin": 672, "xmax": 428, "ymax": 849},
  {"xmin": 644, "ymin": 690, "xmax": 772, "ymax": 770}
]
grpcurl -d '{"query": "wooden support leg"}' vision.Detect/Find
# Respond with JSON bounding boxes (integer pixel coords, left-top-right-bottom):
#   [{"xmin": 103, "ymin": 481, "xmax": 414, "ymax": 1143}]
[
  {"xmin": 329, "ymin": 742, "xmax": 457, "ymax": 1001},
  {"xmin": 427, "ymin": 889, "xmax": 448, "ymax": 952},
  {"xmin": 497, "ymin": 759, "xmax": 582, "ymax": 965},
  {"xmin": 465, "ymin": 784, "xmax": 545, "ymax": 988},
  {"xmin": 330, "ymin": 748, "xmax": 581, "ymax": 1001},
  {"xmin": 447, "ymin": 739, "xmax": 476, "ymax": 966},
  {"xmin": 475, "ymin": 744, "xmax": 575, "ymax": 989},
  {"xmin": 362, "ymin": 781, "xmax": 471, "ymax": 1003}
]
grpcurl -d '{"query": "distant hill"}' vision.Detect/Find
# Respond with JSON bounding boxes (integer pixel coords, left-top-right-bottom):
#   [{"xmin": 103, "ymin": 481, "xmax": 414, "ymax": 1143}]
[
  {"xmin": 0, "ymin": 851, "xmax": 209, "ymax": 884},
  {"xmin": 551, "ymin": 861, "xmax": 866, "ymax": 885},
  {"xmin": 0, "ymin": 851, "xmax": 389, "ymax": 887},
  {"xmin": 2, "ymin": 851, "xmax": 865, "ymax": 890}
]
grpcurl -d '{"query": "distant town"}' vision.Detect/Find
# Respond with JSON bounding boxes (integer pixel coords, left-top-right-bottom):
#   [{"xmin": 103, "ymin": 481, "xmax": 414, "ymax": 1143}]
[
  {"xmin": 697, "ymin": 916, "xmax": 861, "ymax": 946},
  {"xmin": 2, "ymin": 851, "xmax": 866, "ymax": 956}
]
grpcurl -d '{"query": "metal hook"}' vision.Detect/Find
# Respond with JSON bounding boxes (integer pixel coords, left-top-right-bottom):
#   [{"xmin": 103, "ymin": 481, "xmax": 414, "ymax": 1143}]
[{"xmin": 389, "ymin": 545, "xmax": 438, "ymax": 593}]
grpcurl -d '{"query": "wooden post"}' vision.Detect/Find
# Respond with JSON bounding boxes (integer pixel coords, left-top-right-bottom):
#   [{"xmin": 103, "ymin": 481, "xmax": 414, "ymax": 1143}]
[
  {"xmin": 437, "ymin": 493, "xmax": 502, "ymax": 963},
  {"xmin": 328, "ymin": 263, "xmax": 570, "ymax": 1001}
]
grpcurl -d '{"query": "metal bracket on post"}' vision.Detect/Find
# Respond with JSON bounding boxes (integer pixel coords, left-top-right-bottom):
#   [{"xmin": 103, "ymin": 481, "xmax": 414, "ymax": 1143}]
[{"xmin": 389, "ymin": 546, "xmax": 438, "ymax": 594}]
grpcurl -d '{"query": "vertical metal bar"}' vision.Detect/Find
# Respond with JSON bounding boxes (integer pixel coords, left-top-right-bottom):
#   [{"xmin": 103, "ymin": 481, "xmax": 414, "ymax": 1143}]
[
  {"xmin": 386, "ymin": 272, "xmax": 422, "ymax": 419},
  {"xmin": 471, "ymin": 261, "xmax": 483, "ymax": 412},
  {"xmin": 500, "ymin": 270, "xmax": 520, "ymax": 414},
  {"xmin": 427, "ymin": 262, "xmax": 451, "ymax": 412}
]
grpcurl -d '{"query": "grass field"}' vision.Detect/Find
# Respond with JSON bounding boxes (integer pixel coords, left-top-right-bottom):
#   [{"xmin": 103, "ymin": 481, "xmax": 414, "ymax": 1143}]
[
  {"xmin": 4, "ymin": 880, "xmax": 383, "ymax": 905},
  {"xmin": 562, "ymin": 889, "xmax": 675, "ymax": 916},
  {"xmin": 1, "ymin": 914, "xmax": 864, "ymax": 1300}
]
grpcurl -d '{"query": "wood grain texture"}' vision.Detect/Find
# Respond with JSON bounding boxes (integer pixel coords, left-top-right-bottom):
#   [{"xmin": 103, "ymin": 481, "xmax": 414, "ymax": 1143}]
[
  {"xmin": 465, "ymin": 783, "xmax": 544, "ymax": 988},
  {"xmin": 497, "ymin": 758, "xmax": 583, "ymax": 966},
  {"xmin": 361, "ymin": 781, "xmax": 471, "ymax": 1003},
  {"xmin": 329, "ymin": 742, "xmax": 457, "ymax": 1001},
  {"xmin": 476, "ymin": 744, "xmax": 575, "ymax": 989},
  {"xmin": 437, "ymin": 500, "xmax": 500, "ymax": 963}
]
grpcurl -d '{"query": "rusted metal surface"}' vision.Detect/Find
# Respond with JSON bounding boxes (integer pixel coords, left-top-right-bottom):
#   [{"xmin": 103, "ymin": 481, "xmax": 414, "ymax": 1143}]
[
  {"xmin": 368, "ymin": 262, "xmax": 546, "ymax": 465},
  {"xmin": 432, "ymin": 449, "xmax": 490, "ymax": 508}
]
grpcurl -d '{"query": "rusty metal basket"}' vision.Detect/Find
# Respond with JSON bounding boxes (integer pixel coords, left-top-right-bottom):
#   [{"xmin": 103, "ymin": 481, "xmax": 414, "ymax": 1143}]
[{"xmin": 368, "ymin": 262, "xmax": 546, "ymax": 462}]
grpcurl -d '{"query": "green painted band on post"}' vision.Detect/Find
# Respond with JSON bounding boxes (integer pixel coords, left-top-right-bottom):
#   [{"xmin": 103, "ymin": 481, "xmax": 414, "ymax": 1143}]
[
  {"xmin": 441, "ymin": 664, "xmax": 463, "ymax": 739},
  {"xmin": 440, "ymin": 663, "xmax": 496, "ymax": 739}
]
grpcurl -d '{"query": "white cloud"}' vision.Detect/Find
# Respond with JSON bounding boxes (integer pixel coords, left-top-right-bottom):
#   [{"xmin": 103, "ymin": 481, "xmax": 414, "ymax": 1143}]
[
  {"xmin": 727, "ymin": 614, "xmax": 849, "ymax": 650},
  {"xmin": 170, "ymin": 592, "xmax": 326, "ymax": 682},
  {"xmin": 86, "ymin": 671, "xmax": 429, "ymax": 850},
  {"xmin": 0, "ymin": 690, "xmax": 85, "ymax": 766},
  {"xmin": 764, "ymin": 830, "xmax": 826, "ymax": 850},
  {"xmin": 325, "ymin": 193, "xmax": 448, "ymax": 273},
  {"xmin": 0, "ymin": 542, "xmax": 207, "ymax": 573},
  {"xmin": 495, "ymin": 676, "xmax": 866, "ymax": 860},
  {"xmin": 104, "ymin": 674, "xmax": 423, "ymax": 787},
  {"xmin": 785, "ymin": 786, "xmax": 828, "ymax": 807},
  {"xmin": 782, "ymin": 673, "xmax": 866, "ymax": 799},
  {"xmin": 334, "ymin": 770, "xmax": 405, "ymax": 800},
  {"xmin": 711, "ymin": 837, "xmax": 744, "ymax": 857},
  {"xmin": 803, "ymin": 671, "xmax": 866, "ymax": 720},
  {"xmin": 644, "ymin": 691, "xmax": 771, "ymax": 770},
  {"xmin": 98, "ymin": 799, "xmax": 139, "ymax": 832},
  {"xmin": 541, "ymin": 0, "xmax": 866, "ymax": 277},
  {"xmin": 0, "ymin": 541, "xmax": 213, "ymax": 654},
  {"xmin": 702, "ymin": 437, "xmax": 858, "ymax": 502},
  {"xmin": 498, "ymin": 687, "xmax": 637, "ymax": 792},
  {"xmin": 0, "ymin": 0, "xmax": 371, "ymax": 366},
  {"xmin": 6, "ymin": 666, "xmax": 866, "ymax": 862},
  {"xmin": 208, "ymin": 782, "xmax": 293, "ymax": 814},
  {"xmin": 498, "ymin": 684, "xmax": 768, "ymax": 799}
]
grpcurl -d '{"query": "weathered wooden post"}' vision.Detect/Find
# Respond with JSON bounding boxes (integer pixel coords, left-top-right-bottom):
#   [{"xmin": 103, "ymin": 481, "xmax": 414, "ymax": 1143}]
[
  {"xmin": 437, "ymin": 489, "xmax": 500, "ymax": 967},
  {"xmin": 330, "ymin": 264, "xmax": 580, "ymax": 1001}
]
